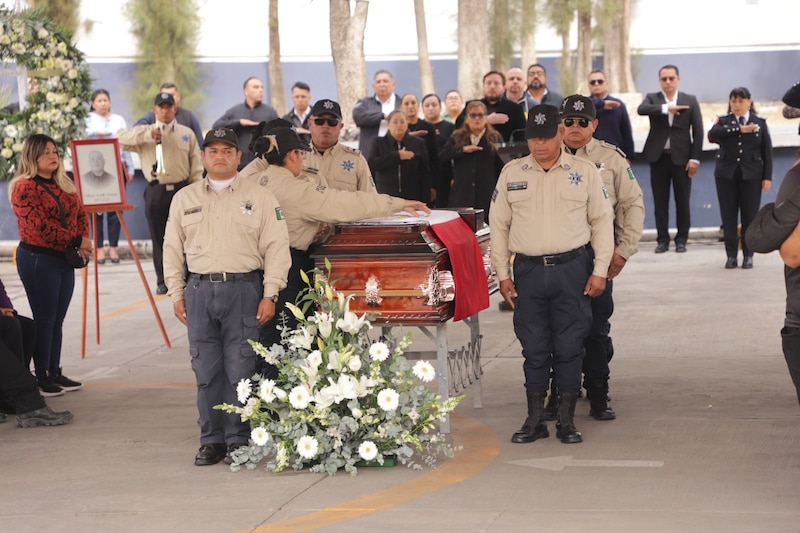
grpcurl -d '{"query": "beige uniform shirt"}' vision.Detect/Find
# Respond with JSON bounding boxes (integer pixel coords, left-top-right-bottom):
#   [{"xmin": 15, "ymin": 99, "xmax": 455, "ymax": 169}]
[
  {"xmin": 565, "ymin": 139, "xmax": 644, "ymax": 260},
  {"xmin": 489, "ymin": 151, "xmax": 614, "ymax": 281},
  {"xmin": 162, "ymin": 175, "xmax": 291, "ymax": 302},
  {"xmin": 118, "ymin": 121, "xmax": 203, "ymax": 184},
  {"xmin": 303, "ymin": 143, "xmax": 376, "ymax": 193},
  {"xmin": 241, "ymin": 161, "xmax": 407, "ymax": 252}
]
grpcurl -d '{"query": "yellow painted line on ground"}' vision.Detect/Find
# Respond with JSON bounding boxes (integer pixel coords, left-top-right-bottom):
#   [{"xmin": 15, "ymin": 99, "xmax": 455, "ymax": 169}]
[
  {"xmin": 100, "ymin": 294, "xmax": 167, "ymax": 320},
  {"xmin": 240, "ymin": 412, "xmax": 501, "ymax": 533}
]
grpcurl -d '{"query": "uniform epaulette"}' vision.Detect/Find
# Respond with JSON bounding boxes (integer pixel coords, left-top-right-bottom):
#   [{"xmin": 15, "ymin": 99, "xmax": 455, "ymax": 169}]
[
  {"xmin": 342, "ymin": 145, "xmax": 361, "ymax": 155},
  {"xmin": 596, "ymin": 139, "xmax": 627, "ymax": 159}
]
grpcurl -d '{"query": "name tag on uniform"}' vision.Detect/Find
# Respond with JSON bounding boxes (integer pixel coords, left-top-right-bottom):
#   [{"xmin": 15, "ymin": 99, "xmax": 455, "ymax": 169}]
[
  {"xmin": 184, "ymin": 206, "xmax": 201, "ymax": 215},
  {"xmin": 507, "ymin": 181, "xmax": 527, "ymax": 191}
]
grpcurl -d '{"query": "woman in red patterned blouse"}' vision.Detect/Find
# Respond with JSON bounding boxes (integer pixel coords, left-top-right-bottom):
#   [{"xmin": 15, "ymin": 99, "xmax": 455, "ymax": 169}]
[{"xmin": 9, "ymin": 134, "xmax": 91, "ymax": 397}]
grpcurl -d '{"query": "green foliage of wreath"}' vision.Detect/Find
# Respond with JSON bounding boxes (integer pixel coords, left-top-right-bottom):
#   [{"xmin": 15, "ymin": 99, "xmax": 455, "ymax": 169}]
[{"xmin": 0, "ymin": 7, "xmax": 92, "ymax": 179}]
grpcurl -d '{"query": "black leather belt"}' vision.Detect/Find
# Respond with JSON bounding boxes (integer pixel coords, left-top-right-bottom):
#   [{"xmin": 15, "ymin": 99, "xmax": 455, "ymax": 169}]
[
  {"xmin": 192, "ymin": 271, "xmax": 261, "ymax": 282},
  {"xmin": 149, "ymin": 179, "xmax": 188, "ymax": 188},
  {"xmin": 517, "ymin": 243, "xmax": 590, "ymax": 266}
]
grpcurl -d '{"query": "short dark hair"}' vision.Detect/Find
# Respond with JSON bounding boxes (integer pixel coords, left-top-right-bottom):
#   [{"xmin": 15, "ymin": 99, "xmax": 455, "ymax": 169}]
[
  {"xmin": 483, "ymin": 70, "xmax": 506, "ymax": 85},
  {"xmin": 160, "ymin": 82, "xmax": 177, "ymax": 91},
  {"xmin": 373, "ymin": 69, "xmax": 394, "ymax": 81},
  {"xmin": 589, "ymin": 69, "xmax": 605, "ymax": 77},
  {"xmin": 527, "ymin": 63, "xmax": 546, "ymax": 75},
  {"xmin": 243, "ymin": 77, "xmax": 260, "ymax": 89},
  {"xmin": 421, "ymin": 93, "xmax": 441, "ymax": 105},
  {"xmin": 659, "ymin": 64, "xmax": 680, "ymax": 77},
  {"xmin": 292, "ymin": 81, "xmax": 310, "ymax": 92},
  {"xmin": 89, "ymin": 89, "xmax": 110, "ymax": 111}
]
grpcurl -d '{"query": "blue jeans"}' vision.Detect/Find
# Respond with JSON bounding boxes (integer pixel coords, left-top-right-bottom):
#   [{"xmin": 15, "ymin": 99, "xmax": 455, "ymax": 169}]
[{"xmin": 16, "ymin": 247, "xmax": 75, "ymax": 379}]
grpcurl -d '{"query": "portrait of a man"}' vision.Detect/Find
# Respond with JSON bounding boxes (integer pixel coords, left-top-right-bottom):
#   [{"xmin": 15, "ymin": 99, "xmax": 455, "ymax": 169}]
[{"xmin": 77, "ymin": 146, "xmax": 122, "ymax": 206}]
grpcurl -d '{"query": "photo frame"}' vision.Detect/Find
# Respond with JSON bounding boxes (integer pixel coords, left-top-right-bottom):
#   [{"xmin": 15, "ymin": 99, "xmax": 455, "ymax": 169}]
[{"xmin": 70, "ymin": 138, "xmax": 127, "ymax": 210}]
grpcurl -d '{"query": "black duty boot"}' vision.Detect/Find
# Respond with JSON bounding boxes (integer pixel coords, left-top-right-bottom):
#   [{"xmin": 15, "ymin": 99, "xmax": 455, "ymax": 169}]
[
  {"xmin": 555, "ymin": 392, "xmax": 582, "ymax": 444},
  {"xmin": 544, "ymin": 379, "xmax": 559, "ymax": 421},
  {"xmin": 511, "ymin": 392, "xmax": 549, "ymax": 443},
  {"xmin": 585, "ymin": 376, "xmax": 616, "ymax": 421}
]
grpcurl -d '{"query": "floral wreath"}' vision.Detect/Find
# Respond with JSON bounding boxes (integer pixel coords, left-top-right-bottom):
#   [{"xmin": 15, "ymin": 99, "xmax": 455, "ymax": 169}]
[{"xmin": 0, "ymin": 7, "xmax": 92, "ymax": 178}]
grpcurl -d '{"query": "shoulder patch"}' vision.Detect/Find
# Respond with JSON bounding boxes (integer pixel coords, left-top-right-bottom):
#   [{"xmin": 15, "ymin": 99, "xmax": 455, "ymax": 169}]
[
  {"xmin": 627, "ymin": 167, "xmax": 636, "ymax": 180},
  {"xmin": 491, "ymin": 188, "xmax": 498, "ymax": 202},
  {"xmin": 275, "ymin": 207, "xmax": 284, "ymax": 220},
  {"xmin": 602, "ymin": 185, "xmax": 609, "ymax": 199}
]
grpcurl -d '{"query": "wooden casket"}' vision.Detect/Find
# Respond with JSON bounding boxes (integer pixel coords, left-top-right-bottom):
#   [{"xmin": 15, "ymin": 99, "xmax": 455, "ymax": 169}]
[{"xmin": 311, "ymin": 209, "xmax": 495, "ymax": 325}]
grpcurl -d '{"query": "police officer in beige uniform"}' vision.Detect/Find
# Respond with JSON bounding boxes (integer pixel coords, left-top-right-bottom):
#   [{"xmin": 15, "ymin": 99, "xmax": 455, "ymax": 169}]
[
  {"xmin": 490, "ymin": 104, "xmax": 614, "ymax": 445},
  {"xmin": 162, "ymin": 128, "xmax": 291, "ymax": 467},
  {"xmin": 558, "ymin": 94, "xmax": 644, "ymax": 421},
  {"xmin": 119, "ymin": 92, "xmax": 203, "ymax": 294},
  {"xmin": 242, "ymin": 126, "xmax": 429, "ymax": 365},
  {"xmin": 303, "ymin": 99, "xmax": 376, "ymax": 193}
]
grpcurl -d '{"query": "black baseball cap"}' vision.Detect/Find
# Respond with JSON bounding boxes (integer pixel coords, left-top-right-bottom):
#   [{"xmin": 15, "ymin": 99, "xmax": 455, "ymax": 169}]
[
  {"xmin": 524, "ymin": 105, "xmax": 561, "ymax": 139},
  {"xmin": 310, "ymin": 99, "xmax": 342, "ymax": 119},
  {"xmin": 203, "ymin": 127, "xmax": 239, "ymax": 150},
  {"xmin": 265, "ymin": 127, "xmax": 311, "ymax": 155},
  {"xmin": 560, "ymin": 94, "xmax": 596, "ymax": 120},
  {"xmin": 154, "ymin": 92, "xmax": 176, "ymax": 106}
]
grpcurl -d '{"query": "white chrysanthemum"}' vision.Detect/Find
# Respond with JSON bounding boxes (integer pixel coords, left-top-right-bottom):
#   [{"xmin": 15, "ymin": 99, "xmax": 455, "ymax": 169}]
[
  {"xmin": 259, "ymin": 379, "xmax": 277, "ymax": 402},
  {"xmin": 377, "ymin": 388, "xmax": 400, "ymax": 411},
  {"xmin": 251, "ymin": 426, "xmax": 270, "ymax": 446},
  {"xmin": 236, "ymin": 378, "xmax": 252, "ymax": 404},
  {"xmin": 358, "ymin": 440, "xmax": 378, "ymax": 461},
  {"xmin": 369, "ymin": 342, "xmax": 389, "ymax": 362},
  {"xmin": 307, "ymin": 350, "xmax": 323, "ymax": 368},
  {"xmin": 289, "ymin": 385, "xmax": 311, "ymax": 409},
  {"xmin": 412, "ymin": 360, "xmax": 436, "ymax": 382},
  {"xmin": 297, "ymin": 435, "xmax": 319, "ymax": 459}
]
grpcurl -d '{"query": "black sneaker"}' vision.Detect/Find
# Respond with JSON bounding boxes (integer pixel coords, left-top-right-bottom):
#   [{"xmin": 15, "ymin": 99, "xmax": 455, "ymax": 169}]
[
  {"xmin": 52, "ymin": 374, "xmax": 82, "ymax": 392},
  {"xmin": 37, "ymin": 377, "xmax": 65, "ymax": 397},
  {"xmin": 156, "ymin": 283, "xmax": 168, "ymax": 295},
  {"xmin": 17, "ymin": 406, "xmax": 73, "ymax": 427}
]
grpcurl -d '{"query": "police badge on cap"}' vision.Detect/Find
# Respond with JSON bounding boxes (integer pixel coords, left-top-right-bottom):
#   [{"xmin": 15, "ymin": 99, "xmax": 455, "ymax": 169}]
[
  {"xmin": 560, "ymin": 94, "xmax": 596, "ymax": 120},
  {"xmin": 524, "ymin": 105, "xmax": 561, "ymax": 139},
  {"xmin": 154, "ymin": 92, "xmax": 176, "ymax": 106},
  {"xmin": 203, "ymin": 127, "xmax": 239, "ymax": 149},
  {"xmin": 310, "ymin": 99, "xmax": 342, "ymax": 119}
]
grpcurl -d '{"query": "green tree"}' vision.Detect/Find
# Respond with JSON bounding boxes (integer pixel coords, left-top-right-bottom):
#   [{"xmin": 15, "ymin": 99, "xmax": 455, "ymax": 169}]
[
  {"xmin": 124, "ymin": 0, "xmax": 202, "ymax": 118},
  {"xmin": 542, "ymin": 0, "xmax": 576, "ymax": 95},
  {"xmin": 490, "ymin": 0, "xmax": 513, "ymax": 72},
  {"xmin": 30, "ymin": 0, "xmax": 80, "ymax": 37}
]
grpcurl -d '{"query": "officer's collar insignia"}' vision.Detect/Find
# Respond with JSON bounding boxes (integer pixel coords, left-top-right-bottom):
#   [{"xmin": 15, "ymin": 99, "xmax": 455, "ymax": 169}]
[
  {"xmin": 595, "ymin": 162, "xmax": 605, "ymax": 171},
  {"xmin": 568, "ymin": 172, "xmax": 583, "ymax": 186},
  {"xmin": 341, "ymin": 160, "xmax": 354, "ymax": 172},
  {"xmin": 534, "ymin": 112, "xmax": 547, "ymax": 125},
  {"xmin": 315, "ymin": 184, "xmax": 327, "ymax": 193},
  {"xmin": 240, "ymin": 200, "xmax": 255, "ymax": 215},
  {"xmin": 521, "ymin": 163, "xmax": 529, "ymax": 171}
]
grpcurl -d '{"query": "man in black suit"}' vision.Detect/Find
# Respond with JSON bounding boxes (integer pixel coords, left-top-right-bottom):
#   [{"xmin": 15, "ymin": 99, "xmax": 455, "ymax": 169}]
[
  {"xmin": 638, "ymin": 65, "xmax": 704, "ymax": 253},
  {"xmin": 456, "ymin": 71, "xmax": 526, "ymax": 143}
]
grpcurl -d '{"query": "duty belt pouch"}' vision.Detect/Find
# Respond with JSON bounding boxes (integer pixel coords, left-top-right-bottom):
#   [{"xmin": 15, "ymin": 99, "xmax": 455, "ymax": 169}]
[{"xmin": 35, "ymin": 181, "xmax": 87, "ymax": 269}]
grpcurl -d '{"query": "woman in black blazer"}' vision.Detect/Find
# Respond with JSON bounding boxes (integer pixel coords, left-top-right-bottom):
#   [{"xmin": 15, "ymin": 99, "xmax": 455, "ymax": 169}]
[
  {"xmin": 708, "ymin": 87, "xmax": 773, "ymax": 269},
  {"xmin": 368, "ymin": 110, "xmax": 431, "ymax": 203}
]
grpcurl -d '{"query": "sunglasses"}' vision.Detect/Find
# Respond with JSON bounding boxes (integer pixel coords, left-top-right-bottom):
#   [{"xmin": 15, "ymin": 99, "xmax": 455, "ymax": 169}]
[
  {"xmin": 467, "ymin": 113, "xmax": 486, "ymax": 119},
  {"xmin": 312, "ymin": 117, "xmax": 340, "ymax": 127},
  {"xmin": 660, "ymin": 76, "xmax": 676, "ymax": 82},
  {"xmin": 563, "ymin": 118, "xmax": 591, "ymax": 128},
  {"xmin": 588, "ymin": 79, "xmax": 605, "ymax": 86}
]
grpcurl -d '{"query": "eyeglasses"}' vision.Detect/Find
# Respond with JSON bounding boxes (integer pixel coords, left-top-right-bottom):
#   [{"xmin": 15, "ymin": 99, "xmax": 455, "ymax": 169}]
[
  {"xmin": 312, "ymin": 117, "xmax": 339, "ymax": 127},
  {"xmin": 660, "ymin": 76, "xmax": 676, "ymax": 82},
  {"xmin": 467, "ymin": 113, "xmax": 486, "ymax": 119},
  {"xmin": 588, "ymin": 79, "xmax": 605, "ymax": 86},
  {"xmin": 563, "ymin": 118, "xmax": 591, "ymax": 128},
  {"xmin": 528, "ymin": 70, "xmax": 545, "ymax": 77}
]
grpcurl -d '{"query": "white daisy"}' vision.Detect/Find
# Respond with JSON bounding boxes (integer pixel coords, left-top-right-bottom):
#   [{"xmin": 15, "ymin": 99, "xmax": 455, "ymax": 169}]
[
  {"xmin": 251, "ymin": 426, "xmax": 270, "ymax": 446},
  {"xmin": 297, "ymin": 435, "xmax": 319, "ymax": 459},
  {"xmin": 412, "ymin": 360, "xmax": 436, "ymax": 382},
  {"xmin": 358, "ymin": 440, "xmax": 378, "ymax": 461},
  {"xmin": 289, "ymin": 385, "xmax": 311, "ymax": 409},
  {"xmin": 259, "ymin": 379, "xmax": 277, "ymax": 402},
  {"xmin": 236, "ymin": 378, "xmax": 252, "ymax": 404},
  {"xmin": 377, "ymin": 388, "xmax": 400, "ymax": 411},
  {"xmin": 369, "ymin": 342, "xmax": 389, "ymax": 362}
]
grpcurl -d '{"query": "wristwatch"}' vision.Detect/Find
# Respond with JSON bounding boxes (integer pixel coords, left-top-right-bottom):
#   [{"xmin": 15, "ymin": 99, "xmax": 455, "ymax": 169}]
[{"xmin": 264, "ymin": 295, "xmax": 279, "ymax": 303}]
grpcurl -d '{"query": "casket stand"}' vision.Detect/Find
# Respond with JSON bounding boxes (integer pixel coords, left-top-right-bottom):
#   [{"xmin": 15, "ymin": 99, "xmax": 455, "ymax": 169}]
[{"xmin": 312, "ymin": 209, "xmax": 496, "ymax": 433}]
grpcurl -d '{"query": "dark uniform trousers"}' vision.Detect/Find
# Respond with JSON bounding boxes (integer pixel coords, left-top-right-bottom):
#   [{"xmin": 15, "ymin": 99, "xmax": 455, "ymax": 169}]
[
  {"xmin": 781, "ymin": 326, "xmax": 800, "ymax": 406},
  {"xmin": 715, "ymin": 167, "xmax": 762, "ymax": 258},
  {"xmin": 513, "ymin": 247, "xmax": 593, "ymax": 394},
  {"xmin": 144, "ymin": 181, "xmax": 189, "ymax": 286},
  {"xmin": 582, "ymin": 279, "xmax": 614, "ymax": 379},
  {"xmin": 185, "ymin": 273, "xmax": 262, "ymax": 445},
  {"xmin": 0, "ymin": 318, "xmax": 46, "ymax": 414},
  {"xmin": 651, "ymin": 152, "xmax": 692, "ymax": 246},
  {"xmin": 257, "ymin": 247, "xmax": 316, "ymax": 378}
]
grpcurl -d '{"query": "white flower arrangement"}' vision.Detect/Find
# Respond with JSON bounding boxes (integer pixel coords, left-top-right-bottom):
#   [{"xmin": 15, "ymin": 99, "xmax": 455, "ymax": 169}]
[
  {"xmin": 0, "ymin": 7, "xmax": 92, "ymax": 178},
  {"xmin": 217, "ymin": 264, "xmax": 463, "ymax": 476}
]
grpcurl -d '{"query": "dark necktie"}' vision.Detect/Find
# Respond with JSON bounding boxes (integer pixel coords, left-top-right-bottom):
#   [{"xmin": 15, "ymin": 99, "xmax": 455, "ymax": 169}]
[{"xmin": 739, "ymin": 116, "xmax": 745, "ymax": 126}]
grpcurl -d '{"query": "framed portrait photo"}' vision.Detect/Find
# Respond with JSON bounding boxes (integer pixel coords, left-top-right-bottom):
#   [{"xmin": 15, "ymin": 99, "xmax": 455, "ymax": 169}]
[{"xmin": 70, "ymin": 138, "xmax": 127, "ymax": 210}]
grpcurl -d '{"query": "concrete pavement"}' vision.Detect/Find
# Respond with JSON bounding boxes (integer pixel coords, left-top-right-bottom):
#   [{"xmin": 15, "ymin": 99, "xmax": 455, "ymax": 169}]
[{"xmin": 0, "ymin": 238, "xmax": 799, "ymax": 533}]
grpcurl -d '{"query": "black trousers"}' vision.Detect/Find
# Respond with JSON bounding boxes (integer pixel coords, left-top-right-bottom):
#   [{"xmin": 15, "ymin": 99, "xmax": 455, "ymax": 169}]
[
  {"xmin": 715, "ymin": 169, "xmax": 762, "ymax": 258},
  {"xmin": 0, "ymin": 323, "xmax": 46, "ymax": 415},
  {"xmin": 651, "ymin": 153, "xmax": 692, "ymax": 245},
  {"xmin": 780, "ymin": 326, "xmax": 800, "ymax": 406},
  {"xmin": 582, "ymin": 279, "xmax": 614, "ymax": 379},
  {"xmin": 144, "ymin": 181, "xmax": 188, "ymax": 285}
]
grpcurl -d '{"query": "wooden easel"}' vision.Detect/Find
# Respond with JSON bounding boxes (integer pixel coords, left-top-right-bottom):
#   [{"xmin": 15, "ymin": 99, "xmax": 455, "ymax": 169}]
[{"xmin": 80, "ymin": 205, "xmax": 171, "ymax": 357}]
